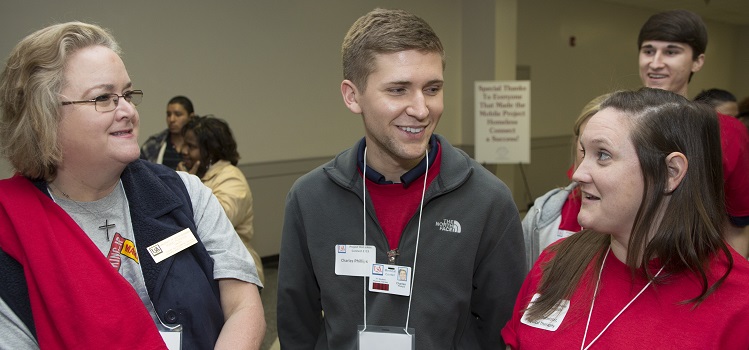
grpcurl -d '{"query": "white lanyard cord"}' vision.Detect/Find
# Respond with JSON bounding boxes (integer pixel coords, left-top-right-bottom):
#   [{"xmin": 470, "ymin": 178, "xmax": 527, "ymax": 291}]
[
  {"xmin": 404, "ymin": 149, "xmax": 427, "ymax": 334},
  {"xmin": 581, "ymin": 247, "xmax": 664, "ymax": 350},
  {"xmin": 362, "ymin": 147, "xmax": 368, "ymax": 331},
  {"xmin": 361, "ymin": 147, "xmax": 428, "ymax": 334}
]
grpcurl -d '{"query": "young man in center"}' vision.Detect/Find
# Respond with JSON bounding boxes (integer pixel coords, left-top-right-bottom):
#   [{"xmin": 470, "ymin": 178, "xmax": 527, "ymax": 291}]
[
  {"xmin": 637, "ymin": 9, "xmax": 749, "ymax": 255},
  {"xmin": 277, "ymin": 8, "xmax": 525, "ymax": 349}
]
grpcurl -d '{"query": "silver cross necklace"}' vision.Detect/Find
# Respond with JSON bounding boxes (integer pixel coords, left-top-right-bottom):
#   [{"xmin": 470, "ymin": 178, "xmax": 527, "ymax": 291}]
[{"xmin": 48, "ymin": 183, "xmax": 116, "ymax": 241}]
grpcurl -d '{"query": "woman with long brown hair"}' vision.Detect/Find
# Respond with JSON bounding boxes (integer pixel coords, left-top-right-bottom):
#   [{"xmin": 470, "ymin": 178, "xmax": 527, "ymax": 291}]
[{"xmin": 503, "ymin": 88, "xmax": 749, "ymax": 349}]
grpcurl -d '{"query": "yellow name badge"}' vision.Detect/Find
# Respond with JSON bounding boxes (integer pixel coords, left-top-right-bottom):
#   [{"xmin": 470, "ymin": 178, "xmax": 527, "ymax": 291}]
[{"xmin": 147, "ymin": 228, "xmax": 198, "ymax": 263}]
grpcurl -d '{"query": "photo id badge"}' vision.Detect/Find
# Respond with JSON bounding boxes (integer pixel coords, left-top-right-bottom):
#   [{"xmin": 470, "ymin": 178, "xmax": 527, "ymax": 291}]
[
  {"xmin": 334, "ymin": 244, "xmax": 376, "ymax": 277},
  {"xmin": 358, "ymin": 325, "xmax": 415, "ymax": 350},
  {"xmin": 157, "ymin": 323, "xmax": 182, "ymax": 350},
  {"xmin": 369, "ymin": 264, "xmax": 411, "ymax": 296}
]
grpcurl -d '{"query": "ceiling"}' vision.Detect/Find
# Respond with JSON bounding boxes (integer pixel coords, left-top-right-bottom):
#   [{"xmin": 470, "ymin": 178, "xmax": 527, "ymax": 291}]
[{"xmin": 600, "ymin": 0, "xmax": 749, "ymax": 26}]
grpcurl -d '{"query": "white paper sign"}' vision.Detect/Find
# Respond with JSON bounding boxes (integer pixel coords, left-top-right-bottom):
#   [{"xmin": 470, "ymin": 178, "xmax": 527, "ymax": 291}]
[{"xmin": 474, "ymin": 80, "xmax": 531, "ymax": 164}]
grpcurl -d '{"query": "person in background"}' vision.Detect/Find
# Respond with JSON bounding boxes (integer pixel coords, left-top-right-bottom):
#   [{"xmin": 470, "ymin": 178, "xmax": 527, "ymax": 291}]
[
  {"xmin": 737, "ymin": 96, "xmax": 749, "ymax": 131},
  {"xmin": 277, "ymin": 8, "xmax": 525, "ymax": 349},
  {"xmin": 522, "ymin": 93, "xmax": 608, "ymax": 272},
  {"xmin": 503, "ymin": 88, "xmax": 749, "ymax": 349},
  {"xmin": 694, "ymin": 88, "xmax": 739, "ymax": 117},
  {"xmin": 140, "ymin": 95, "xmax": 195, "ymax": 169},
  {"xmin": 178, "ymin": 115, "xmax": 264, "ymax": 285},
  {"xmin": 637, "ymin": 9, "xmax": 749, "ymax": 256},
  {"xmin": 0, "ymin": 22, "xmax": 264, "ymax": 349}
]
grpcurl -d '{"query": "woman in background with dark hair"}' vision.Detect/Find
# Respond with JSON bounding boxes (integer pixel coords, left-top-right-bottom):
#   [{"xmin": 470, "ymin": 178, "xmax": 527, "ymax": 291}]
[
  {"xmin": 503, "ymin": 88, "xmax": 749, "ymax": 349},
  {"xmin": 140, "ymin": 95, "xmax": 195, "ymax": 169},
  {"xmin": 178, "ymin": 115, "xmax": 264, "ymax": 284}
]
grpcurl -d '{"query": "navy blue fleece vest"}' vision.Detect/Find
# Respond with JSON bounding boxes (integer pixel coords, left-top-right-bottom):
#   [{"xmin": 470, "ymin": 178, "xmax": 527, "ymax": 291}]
[{"xmin": 0, "ymin": 160, "xmax": 224, "ymax": 349}]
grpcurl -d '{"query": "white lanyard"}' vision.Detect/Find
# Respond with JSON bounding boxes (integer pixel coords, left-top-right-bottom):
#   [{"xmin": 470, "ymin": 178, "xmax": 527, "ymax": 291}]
[
  {"xmin": 361, "ymin": 147, "xmax": 428, "ymax": 335},
  {"xmin": 581, "ymin": 247, "xmax": 664, "ymax": 350}
]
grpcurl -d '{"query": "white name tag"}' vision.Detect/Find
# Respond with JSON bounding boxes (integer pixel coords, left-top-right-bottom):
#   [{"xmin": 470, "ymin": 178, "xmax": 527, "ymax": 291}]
[
  {"xmin": 369, "ymin": 264, "xmax": 411, "ymax": 296},
  {"xmin": 520, "ymin": 293, "xmax": 569, "ymax": 331},
  {"xmin": 157, "ymin": 323, "xmax": 182, "ymax": 350},
  {"xmin": 160, "ymin": 330, "xmax": 182, "ymax": 350},
  {"xmin": 147, "ymin": 228, "xmax": 198, "ymax": 263},
  {"xmin": 335, "ymin": 244, "xmax": 376, "ymax": 277}
]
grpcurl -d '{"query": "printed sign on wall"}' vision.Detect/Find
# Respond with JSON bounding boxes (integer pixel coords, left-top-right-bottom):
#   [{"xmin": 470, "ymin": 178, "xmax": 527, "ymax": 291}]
[{"xmin": 474, "ymin": 81, "xmax": 530, "ymax": 164}]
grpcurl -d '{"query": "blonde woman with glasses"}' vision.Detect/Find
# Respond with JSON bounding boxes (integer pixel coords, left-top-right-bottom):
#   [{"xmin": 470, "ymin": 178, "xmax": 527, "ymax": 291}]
[{"xmin": 0, "ymin": 22, "xmax": 264, "ymax": 349}]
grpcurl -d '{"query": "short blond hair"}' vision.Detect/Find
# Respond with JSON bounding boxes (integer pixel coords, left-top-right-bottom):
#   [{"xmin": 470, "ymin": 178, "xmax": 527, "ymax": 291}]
[{"xmin": 0, "ymin": 21, "xmax": 120, "ymax": 180}]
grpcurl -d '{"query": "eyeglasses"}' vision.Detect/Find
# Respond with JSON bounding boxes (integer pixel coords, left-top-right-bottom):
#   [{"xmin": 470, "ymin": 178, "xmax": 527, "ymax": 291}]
[{"xmin": 61, "ymin": 90, "xmax": 143, "ymax": 112}]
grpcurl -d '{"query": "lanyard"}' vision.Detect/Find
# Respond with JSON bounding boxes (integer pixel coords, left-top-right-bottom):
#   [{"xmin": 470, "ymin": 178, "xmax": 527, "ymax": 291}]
[
  {"xmin": 581, "ymin": 247, "xmax": 664, "ymax": 349},
  {"xmin": 361, "ymin": 147, "xmax": 428, "ymax": 335}
]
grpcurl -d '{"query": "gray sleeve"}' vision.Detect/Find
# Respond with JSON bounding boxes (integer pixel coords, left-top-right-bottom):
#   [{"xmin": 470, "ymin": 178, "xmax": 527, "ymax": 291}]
[
  {"xmin": 470, "ymin": 188, "xmax": 526, "ymax": 349},
  {"xmin": 0, "ymin": 297, "xmax": 38, "ymax": 350},
  {"xmin": 521, "ymin": 205, "xmax": 541, "ymax": 274},
  {"xmin": 177, "ymin": 172, "xmax": 263, "ymax": 288}
]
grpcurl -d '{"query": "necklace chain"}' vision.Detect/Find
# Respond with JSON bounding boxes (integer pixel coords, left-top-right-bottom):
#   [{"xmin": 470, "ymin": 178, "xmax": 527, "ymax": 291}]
[{"xmin": 49, "ymin": 183, "xmax": 115, "ymax": 241}]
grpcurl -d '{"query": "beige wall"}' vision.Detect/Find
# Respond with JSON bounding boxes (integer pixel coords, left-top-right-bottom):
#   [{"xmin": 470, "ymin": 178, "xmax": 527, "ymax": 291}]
[
  {"xmin": 0, "ymin": 1, "xmax": 463, "ymax": 166},
  {"xmin": 517, "ymin": 0, "xmax": 748, "ymax": 140},
  {"xmin": 1, "ymin": 0, "xmax": 747, "ymax": 257},
  {"xmin": 734, "ymin": 26, "xmax": 749, "ymax": 99}
]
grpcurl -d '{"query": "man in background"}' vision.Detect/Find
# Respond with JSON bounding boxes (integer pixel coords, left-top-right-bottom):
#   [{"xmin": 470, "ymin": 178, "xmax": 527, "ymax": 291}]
[{"xmin": 637, "ymin": 9, "xmax": 749, "ymax": 255}]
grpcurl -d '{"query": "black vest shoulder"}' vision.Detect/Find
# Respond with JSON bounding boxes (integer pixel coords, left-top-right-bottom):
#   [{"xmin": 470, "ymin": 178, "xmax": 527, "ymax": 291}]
[{"xmin": 0, "ymin": 160, "xmax": 224, "ymax": 349}]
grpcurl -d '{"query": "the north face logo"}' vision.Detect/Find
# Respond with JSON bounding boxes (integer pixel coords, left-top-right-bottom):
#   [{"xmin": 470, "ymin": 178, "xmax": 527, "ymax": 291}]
[{"xmin": 436, "ymin": 219, "xmax": 461, "ymax": 233}]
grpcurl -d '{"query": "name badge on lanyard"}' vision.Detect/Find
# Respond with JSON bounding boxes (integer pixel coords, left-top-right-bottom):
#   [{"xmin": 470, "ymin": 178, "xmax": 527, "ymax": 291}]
[
  {"xmin": 157, "ymin": 323, "xmax": 182, "ymax": 350},
  {"xmin": 369, "ymin": 264, "xmax": 412, "ymax": 296},
  {"xmin": 358, "ymin": 325, "xmax": 415, "ymax": 350}
]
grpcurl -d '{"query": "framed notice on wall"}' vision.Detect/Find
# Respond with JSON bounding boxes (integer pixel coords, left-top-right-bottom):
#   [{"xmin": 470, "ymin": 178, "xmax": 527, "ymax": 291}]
[{"xmin": 474, "ymin": 81, "xmax": 531, "ymax": 164}]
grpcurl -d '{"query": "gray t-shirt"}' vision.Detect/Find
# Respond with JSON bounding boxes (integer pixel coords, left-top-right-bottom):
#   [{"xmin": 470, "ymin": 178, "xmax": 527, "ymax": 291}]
[{"xmin": 0, "ymin": 172, "xmax": 260, "ymax": 349}]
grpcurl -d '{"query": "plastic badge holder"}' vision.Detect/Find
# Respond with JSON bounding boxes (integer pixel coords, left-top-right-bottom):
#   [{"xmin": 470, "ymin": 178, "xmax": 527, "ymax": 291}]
[{"xmin": 358, "ymin": 325, "xmax": 415, "ymax": 350}]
